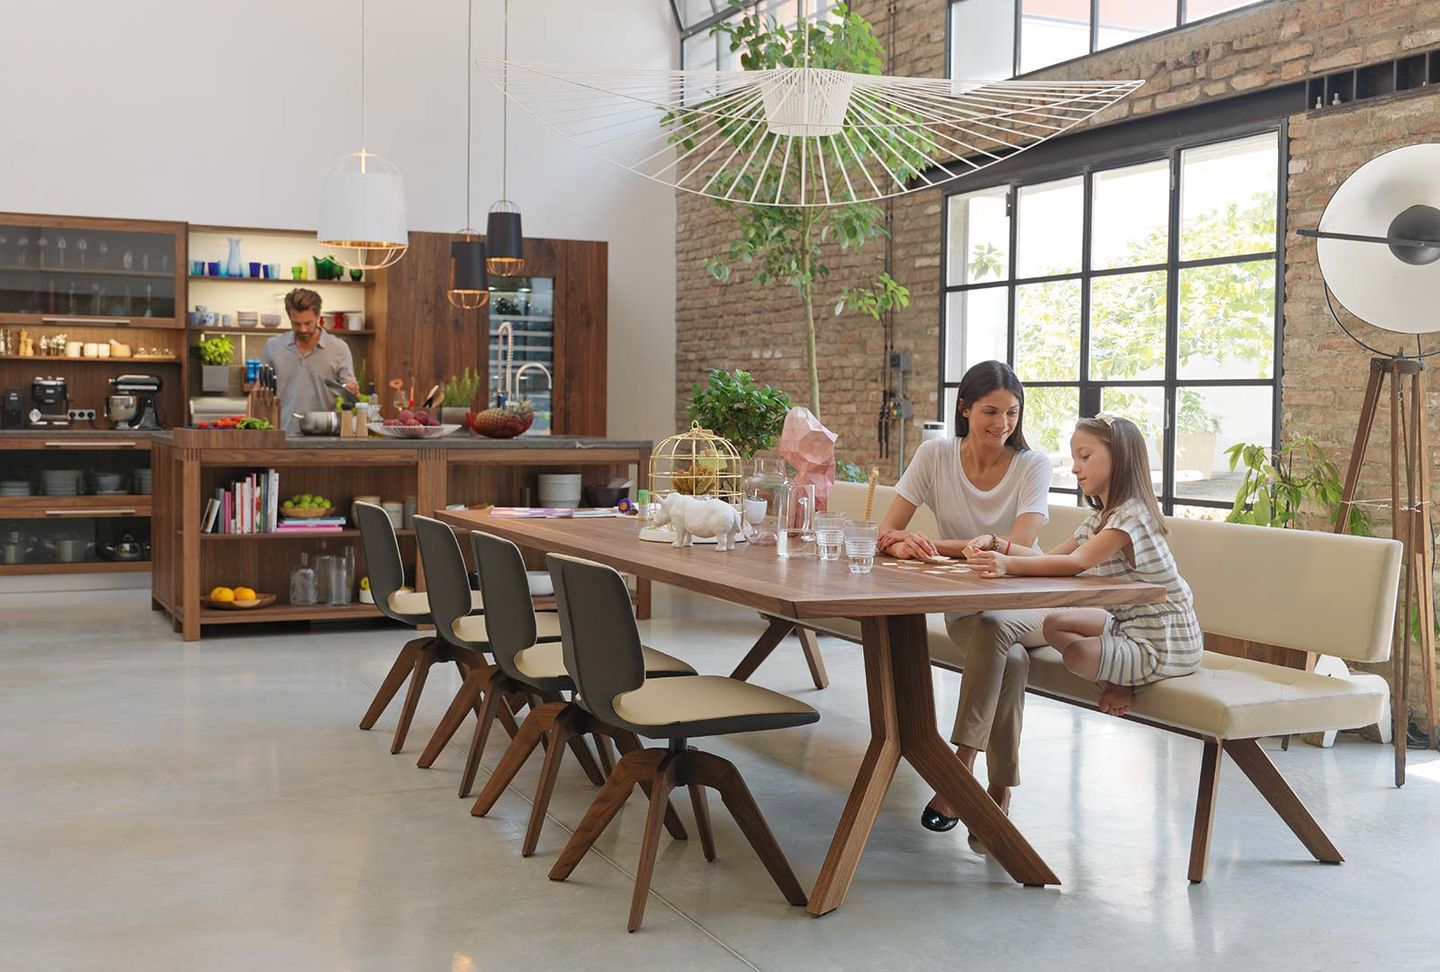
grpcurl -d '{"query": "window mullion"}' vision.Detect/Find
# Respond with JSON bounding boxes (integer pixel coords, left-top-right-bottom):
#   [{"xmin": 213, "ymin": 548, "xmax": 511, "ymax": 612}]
[
  {"xmin": 1162, "ymin": 145, "xmax": 1183, "ymax": 515},
  {"xmin": 1079, "ymin": 170, "xmax": 1094, "ymax": 414},
  {"xmin": 1006, "ymin": 187, "xmax": 1018, "ymax": 367}
]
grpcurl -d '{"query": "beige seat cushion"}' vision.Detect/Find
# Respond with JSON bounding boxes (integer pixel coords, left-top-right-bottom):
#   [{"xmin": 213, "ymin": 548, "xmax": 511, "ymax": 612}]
[
  {"xmin": 387, "ymin": 589, "xmax": 485, "ymax": 619},
  {"xmin": 452, "ymin": 611, "xmax": 563, "ymax": 646},
  {"xmin": 612, "ymin": 675, "xmax": 819, "ymax": 738},
  {"xmin": 513, "ymin": 642, "xmax": 695, "ymax": 681}
]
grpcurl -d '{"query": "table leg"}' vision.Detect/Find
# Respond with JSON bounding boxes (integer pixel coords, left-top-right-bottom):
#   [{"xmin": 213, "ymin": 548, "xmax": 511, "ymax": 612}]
[{"xmin": 808, "ymin": 614, "xmax": 1059, "ymax": 916}]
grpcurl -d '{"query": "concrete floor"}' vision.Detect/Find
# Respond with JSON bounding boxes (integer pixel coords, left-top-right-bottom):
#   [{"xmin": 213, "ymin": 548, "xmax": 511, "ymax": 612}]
[{"xmin": 3, "ymin": 587, "xmax": 1439, "ymax": 971}]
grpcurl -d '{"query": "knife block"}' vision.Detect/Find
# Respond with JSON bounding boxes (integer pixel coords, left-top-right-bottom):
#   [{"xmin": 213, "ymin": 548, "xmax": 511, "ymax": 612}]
[{"xmin": 247, "ymin": 385, "xmax": 280, "ymax": 429}]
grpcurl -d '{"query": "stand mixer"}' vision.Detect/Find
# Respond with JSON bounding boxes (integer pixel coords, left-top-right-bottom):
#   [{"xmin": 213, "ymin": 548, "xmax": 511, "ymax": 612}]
[{"xmin": 108, "ymin": 374, "xmax": 164, "ymax": 430}]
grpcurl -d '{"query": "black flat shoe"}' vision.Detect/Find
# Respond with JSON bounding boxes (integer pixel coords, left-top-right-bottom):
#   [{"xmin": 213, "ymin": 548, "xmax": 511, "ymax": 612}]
[{"xmin": 921, "ymin": 805, "xmax": 960, "ymax": 832}]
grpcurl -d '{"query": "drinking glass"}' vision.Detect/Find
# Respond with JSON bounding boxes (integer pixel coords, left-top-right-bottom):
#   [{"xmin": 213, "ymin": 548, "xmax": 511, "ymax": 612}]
[
  {"xmin": 76, "ymin": 237, "xmax": 87, "ymax": 267},
  {"xmin": 55, "ymin": 235, "xmax": 66, "ymax": 267},
  {"xmin": 814, "ymin": 512, "xmax": 847, "ymax": 561},
  {"xmin": 844, "ymin": 521, "xmax": 879, "ymax": 574}
]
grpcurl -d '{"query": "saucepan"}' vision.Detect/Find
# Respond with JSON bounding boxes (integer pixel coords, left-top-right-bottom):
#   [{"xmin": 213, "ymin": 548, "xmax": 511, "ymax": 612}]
[{"xmin": 293, "ymin": 411, "xmax": 340, "ymax": 436}]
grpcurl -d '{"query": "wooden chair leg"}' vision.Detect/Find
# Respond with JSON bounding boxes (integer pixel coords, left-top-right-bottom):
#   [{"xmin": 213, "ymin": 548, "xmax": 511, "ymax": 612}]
[
  {"xmin": 688, "ymin": 782, "xmax": 716, "ymax": 862},
  {"xmin": 523, "ymin": 710, "xmax": 582, "ymax": 857},
  {"xmin": 628, "ymin": 753, "xmax": 680, "ymax": 932},
  {"xmin": 1225, "ymin": 738, "xmax": 1343, "ymax": 864},
  {"xmin": 567, "ymin": 733, "xmax": 607, "ymax": 787},
  {"xmin": 595, "ymin": 733, "xmax": 615, "ymax": 775},
  {"xmin": 549, "ymin": 749, "xmax": 660, "ymax": 882},
  {"xmin": 796, "ymin": 626, "xmax": 829, "ymax": 690},
  {"xmin": 685, "ymin": 750, "xmax": 806, "ymax": 907},
  {"xmin": 614, "ymin": 731, "xmax": 687, "ymax": 840},
  {"xmin": 390, "ymin": 643, "xmax": 438, "ymax": 754},
  {"xmin": 458, "ymin": 679, "xmax": 505, "ymax": 799},
  {"xmin": 471, "ymin": 702, "xmax": 562, "ymax": 816},
  {"xmin": 359, "ymin": 636, "xmax": 426, "ymax": 730},
  {"xmin": 417, "ymin": 664, "xmax": 490, "ymax": 768},
  {"xmin": 730, "ymin": 617, "xmax": 796, "ymax": 682},
  {"xmin": 1189, "ymin": 739, "xmax": 1223, "ymax": 884}
]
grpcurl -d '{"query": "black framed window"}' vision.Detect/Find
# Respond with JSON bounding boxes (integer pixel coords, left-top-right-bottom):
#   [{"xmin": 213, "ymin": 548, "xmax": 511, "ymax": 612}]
[
  {"xmin": 940, "ymin": 129, "xmax": 1284, "ymax": 517},
  {"xmin": 948, "ymin": 0, "xmax": 1269, "ymax": 81}
]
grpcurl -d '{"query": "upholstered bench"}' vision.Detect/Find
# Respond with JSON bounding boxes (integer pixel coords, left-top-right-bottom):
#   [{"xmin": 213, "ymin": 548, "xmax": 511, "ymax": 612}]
[{"xmin": 747, "ymin": 479, "xmax": 1401, "ymax": 882}]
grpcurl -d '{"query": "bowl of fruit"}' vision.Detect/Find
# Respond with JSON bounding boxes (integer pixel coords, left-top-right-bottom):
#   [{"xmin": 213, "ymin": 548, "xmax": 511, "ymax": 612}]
[
  {"xmin": 202, "ymin": 585, "xmax": 277, "ymax": 610},
  {"xmin": 464, "ymin": 401, "xmax": 534, "ymax": 439},
  {"xmin": 281, "ymin": 493, "xmax": 334, "ymax": 518},
  {"xmin": 369, "ymin": 409, "xmax": 461, "ymax": 439}
]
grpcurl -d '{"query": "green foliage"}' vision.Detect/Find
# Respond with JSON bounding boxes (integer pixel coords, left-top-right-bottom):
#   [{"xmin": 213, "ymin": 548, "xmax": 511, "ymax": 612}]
[
  {"xmin": 835, "ymin": 458, "xmax": 867, "ymax": 483},
  {"xmin": 687, "ymin": 369, "xmax": 793, "ymax": 459},
  {"xmin": 681, "ymin": 4, "xmax": 922, "ymax": 418},
  {"xmin": 198, "ymin": 335, "xmax": 234, "ymax": 367},
  {"xmin": 442, "ymin": 367, "xmax": 484, "ymax": 409},
  {"xmin": 1223, "ymin": 437, "xmax": 1370, "ymax": 534}
]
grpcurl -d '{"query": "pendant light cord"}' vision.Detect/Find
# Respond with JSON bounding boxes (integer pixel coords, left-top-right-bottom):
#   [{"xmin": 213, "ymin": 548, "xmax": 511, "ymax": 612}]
[
  {"xmin": 466, "ymin": 0, "xmax": 473, "ymax": 227},
  {"xmin": 502, "ymin": 0, "xmax": 509, "ymax": 200},
  {"xmin": 360, "ymin": 0, "xmax": 367, "ymax": 154}
]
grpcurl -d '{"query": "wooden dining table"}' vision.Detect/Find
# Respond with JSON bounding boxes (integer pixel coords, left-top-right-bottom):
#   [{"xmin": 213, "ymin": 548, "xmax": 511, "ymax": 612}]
[{"xmin": 435, "ymin": 510, "xmax": 1165, "ymax": 915}]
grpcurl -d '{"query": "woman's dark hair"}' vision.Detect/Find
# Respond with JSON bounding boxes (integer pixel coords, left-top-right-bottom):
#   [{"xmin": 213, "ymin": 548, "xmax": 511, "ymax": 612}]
[{"xmin": 954, "ymin": 360, "xmax": 1028, "ymax": 450}]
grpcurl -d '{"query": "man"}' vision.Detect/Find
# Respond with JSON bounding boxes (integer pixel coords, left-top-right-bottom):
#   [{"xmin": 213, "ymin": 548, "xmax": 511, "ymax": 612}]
[{"xmin": 262, "ymin": 288, "xmax": 359, "ymax": 433}]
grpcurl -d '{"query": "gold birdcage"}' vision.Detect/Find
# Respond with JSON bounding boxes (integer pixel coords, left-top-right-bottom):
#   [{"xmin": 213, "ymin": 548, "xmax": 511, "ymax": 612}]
[{"xmin": 648, "ymin": 422, "xmax": 743, "ymax": 506}]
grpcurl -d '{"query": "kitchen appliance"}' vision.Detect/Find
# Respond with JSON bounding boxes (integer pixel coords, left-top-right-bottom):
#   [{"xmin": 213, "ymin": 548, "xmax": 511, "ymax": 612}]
[
  {"xmin": 293, "ymin": 411, "xmax": 340, "ymax": 436},
  {"xmin": 2, "ymin": 388, "xmax": 23, "ymax": 429},
  {"xmin": 27, "ymin": 377, "xmax": 70, "ymax": 427},
  {"xmin": 105, "ymin": 394, "xmax": 138, "ymax": 429},
  {"xmin": 110, "ymin": 374, "xmax": 164, "ymax": 430}
]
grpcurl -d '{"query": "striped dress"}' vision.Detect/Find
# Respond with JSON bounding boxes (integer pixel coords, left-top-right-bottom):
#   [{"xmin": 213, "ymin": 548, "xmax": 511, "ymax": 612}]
[{"xmin": 1073, "ymin": 498, "xmax": 1204, "ymax": 686}]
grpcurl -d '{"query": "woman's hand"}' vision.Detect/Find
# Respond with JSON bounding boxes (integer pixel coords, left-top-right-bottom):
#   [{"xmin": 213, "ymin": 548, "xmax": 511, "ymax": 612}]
[
  {"xmin": 880, "ymin": 529, "xmax": 939, "ymax": 560},
  {"xmin": 966, "ymin": 549, "xmax": 1011, "ymax": 578}
]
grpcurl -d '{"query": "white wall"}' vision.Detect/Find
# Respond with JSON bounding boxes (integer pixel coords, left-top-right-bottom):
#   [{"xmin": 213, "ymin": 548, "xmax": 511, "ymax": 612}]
[{"xmin": 0, "ymin": 0, "xmax": 678, "ymax": 445}]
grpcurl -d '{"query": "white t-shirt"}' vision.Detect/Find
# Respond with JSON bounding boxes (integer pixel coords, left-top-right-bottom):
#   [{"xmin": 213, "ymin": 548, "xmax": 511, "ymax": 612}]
[{"xmin": 894, "ymin": 437, "xmax": 1052, "ymax": 545}]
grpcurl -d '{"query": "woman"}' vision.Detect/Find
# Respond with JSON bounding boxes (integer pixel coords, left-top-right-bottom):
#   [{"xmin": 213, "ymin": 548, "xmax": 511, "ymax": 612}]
[{"xmin": 878, "ymin": 360, "xmax": 1052, "ymax": 842}]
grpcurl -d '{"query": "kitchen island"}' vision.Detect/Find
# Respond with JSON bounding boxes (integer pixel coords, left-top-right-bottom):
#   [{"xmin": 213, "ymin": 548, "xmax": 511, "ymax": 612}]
[{"xmin": 150, "ymin": 431, "xmax": 651, "ymax": 640}]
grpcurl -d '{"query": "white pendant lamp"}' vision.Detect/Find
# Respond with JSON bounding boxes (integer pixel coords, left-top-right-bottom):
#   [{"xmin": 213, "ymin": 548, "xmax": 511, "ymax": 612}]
[{"xmin": 319, "ymin": 0, "xmax": 408, "ymax": 270}]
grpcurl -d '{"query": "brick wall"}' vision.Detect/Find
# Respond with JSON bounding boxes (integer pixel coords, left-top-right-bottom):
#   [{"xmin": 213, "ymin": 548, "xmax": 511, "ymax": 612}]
[{"xmin": 673, "ymin": 0, "xmax": 1440, "ymax": 720}]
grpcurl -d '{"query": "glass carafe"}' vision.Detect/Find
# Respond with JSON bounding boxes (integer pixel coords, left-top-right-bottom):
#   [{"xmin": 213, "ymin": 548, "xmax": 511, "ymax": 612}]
[
  {"xmin": 742, "ymin": 457, "xmax": 788, "ymax": 547},
  {"xmin": 777, "ymin": 481, "xmax": 817, "ymax": 559},
  {"xmin": 289, "ymin": 552, "xmax": 318, "ymax": 605}
]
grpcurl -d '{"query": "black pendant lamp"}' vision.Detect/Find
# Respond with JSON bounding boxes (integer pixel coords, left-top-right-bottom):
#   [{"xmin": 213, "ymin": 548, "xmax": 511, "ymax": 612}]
[
  {"xmin": 447, "ymin": 0, "xmax": 489, "ymax": 310},
  {"xmin": 487, "ymin": 0, "xmax": 525, "ymax": 276}
]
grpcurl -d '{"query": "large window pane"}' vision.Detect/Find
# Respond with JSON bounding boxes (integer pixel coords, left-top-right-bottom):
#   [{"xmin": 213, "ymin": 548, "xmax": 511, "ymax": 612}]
[
  {"xmin": 1020, "ymin": 0, "xmax": 1089, "ymax": 74},
  {"xmin": 1172, "ymin": 385, "xmax": 1272, "ymax": 502},
  {"xmin": 1088, "ymin": 270, "xmax": 1168, "ymax": 381},
  {"xmin": 946, "ymin": 288, "xmax": 1009, "ymax": 381},
  {"xmin": 1180, "ymin": 133, "xmax": 1278, "ymax": 260},
  {"xmin": 947, "ymin": 187, "xmax": 1010, "ymax": 286},
  {"xmin": 1096, "ymin": 0, "xmax": 1175, "ymax": 50},
  {"xmin": 1015, "ymin": 278, "xmax": 1081, "ymax": 381},
  {"xmin": 1177, "ymin": 260, "xmax": 1275, "ymax": 379},
  {"xmin": 1091, "ymin": 160, "xmax": 1169, "ymax": 270},
  {"xmin": 1185, "ymin": 0, "xmax": 1263, "ymax": 22},
  {"xmin": 951, "ymin": 0, "xmax": 1017, "ymax": 82},
  {"xmin": 1022, "ymin": 385, "xmax": 1079, "ymax": 489},
  {"xmin": 944, "ymin": 387, "xmax": 958, "ymax": 436},
  {"xmin": 682, "ymin": 32, "xmax": 718, "ymax": 104},
  {"xmin": 1017, "ymin": 177, "xmax": 1082, "ymax": 277},
  {"xmin": 1099, "ymin": 385, "xmax": 1165, "ymax": 492}
]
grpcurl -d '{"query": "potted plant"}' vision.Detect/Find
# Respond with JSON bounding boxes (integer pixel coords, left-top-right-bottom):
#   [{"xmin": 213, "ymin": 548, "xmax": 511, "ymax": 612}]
[
  {"xmin": 441, "ymin": 367, "xmax": 484, "ymax": 425},
  {"xmin": 689, "ymin": 369, "xmax": 792, "ymax": 525},
  {"xmin": 198, "ymin": 335, "xmax": 234, "ymax": 394},
  {"xmin": 1224, "ymin": 437, "xmax": 1370, "ymax": 534}
]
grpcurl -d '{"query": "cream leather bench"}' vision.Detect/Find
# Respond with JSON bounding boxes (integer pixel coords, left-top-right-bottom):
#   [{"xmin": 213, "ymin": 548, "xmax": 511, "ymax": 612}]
[{"xmin": 745, "ymin": 479, "xmax": 1401, "ymax": 882}]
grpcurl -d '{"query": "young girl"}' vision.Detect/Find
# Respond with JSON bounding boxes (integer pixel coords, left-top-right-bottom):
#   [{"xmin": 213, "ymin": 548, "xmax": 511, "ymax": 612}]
[{"xmin": 965, "ymin": 415, "xmax": 1202, "ymax": 717}]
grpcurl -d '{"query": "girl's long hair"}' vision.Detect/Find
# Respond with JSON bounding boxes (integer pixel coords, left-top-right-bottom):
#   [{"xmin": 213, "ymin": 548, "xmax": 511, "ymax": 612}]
[
  {"xmin": 1074, "ymin": 416, "xmax": 1167, "ymax": 535},
  {"xmin": 954, "ymin": 360, "xmax": 1029, "ymax": 450}
]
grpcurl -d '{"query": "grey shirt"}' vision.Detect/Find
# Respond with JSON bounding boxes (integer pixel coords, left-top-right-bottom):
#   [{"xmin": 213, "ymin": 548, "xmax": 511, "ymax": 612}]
[{"xmin": 260, "ymin": 331, "xmax": 356, "ymax": 433}]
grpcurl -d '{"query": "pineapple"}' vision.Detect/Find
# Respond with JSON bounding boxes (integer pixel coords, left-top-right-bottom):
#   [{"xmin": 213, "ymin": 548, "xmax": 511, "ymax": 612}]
[{"xmin": 466, "ymin": 400, "xmax": 535, "ymax": 438}]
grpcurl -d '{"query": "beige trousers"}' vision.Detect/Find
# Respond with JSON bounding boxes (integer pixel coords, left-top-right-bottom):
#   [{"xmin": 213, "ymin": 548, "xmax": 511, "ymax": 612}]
[{"xmin": 944, "ymin": 610, "xmax": 1051, "ymax": 787}]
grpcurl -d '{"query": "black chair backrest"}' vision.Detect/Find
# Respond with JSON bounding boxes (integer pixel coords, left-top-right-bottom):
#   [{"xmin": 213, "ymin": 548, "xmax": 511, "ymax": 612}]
[
  {"xmin": 470, "ymin": 531, "xmax": 538, "ymax": 681},
  {"xmin": 412, "ymin": 515, "xmax": 478, "ymax": 649},
  {"xmin": 355, "ymin": 501, "xmax": 408, "ymax": 623},
  {"xmin": 547, "ymin": 553, "xmax": 645, "ymax": 727}
]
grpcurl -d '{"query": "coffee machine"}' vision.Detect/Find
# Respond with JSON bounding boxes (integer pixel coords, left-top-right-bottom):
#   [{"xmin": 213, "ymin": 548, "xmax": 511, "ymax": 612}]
[
  {"xmin": 27, "ymin": 377, "xmax": 70, "ymax": 428},
  {"xmin": 110, "ymin": 374, "xmax": 164, "ymax": 430},
  {"xmin": 2, "ymin": 388, "xmax": 23, "ymax": 429}
]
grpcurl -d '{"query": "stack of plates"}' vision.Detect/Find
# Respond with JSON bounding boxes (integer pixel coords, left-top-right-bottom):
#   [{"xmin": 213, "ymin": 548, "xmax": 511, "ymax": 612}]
[
  {"xmin": 537, "ymin": 473, "xmax": 583, "ymax": 510},
  {"xmin": 0, "ymin": 479, "xmax": 31, "ymax": 497},
  {"xmin": 134, "ymin": 469, "xmax": 152, "ymax": 495},
  {"xmin": 236, "ymin": 309, "xmax": 259, "ymax": 327},
  {"xmin": 42, "ymin": 470, "xmax": 83, "ymax": 496},
  {"xmin": 94, "ymin": 472, "xmax": 126, "ymax": 495}
]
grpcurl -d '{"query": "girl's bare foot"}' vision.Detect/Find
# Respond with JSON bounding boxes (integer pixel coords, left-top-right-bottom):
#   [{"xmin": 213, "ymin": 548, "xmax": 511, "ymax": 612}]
[{"xmin": 1098, "ymin": 682, "xmax": 1134, "ymax": 717}]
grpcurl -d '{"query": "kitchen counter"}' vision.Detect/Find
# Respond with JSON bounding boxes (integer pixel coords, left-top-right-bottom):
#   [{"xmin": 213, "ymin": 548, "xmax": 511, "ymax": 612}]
[
  {"xmin": 0, "ymin": 428, "xmax": 161, "ymax": 440},
  {"xmin": 148, "ymin": 431, "xmax": 651, "ymax": 451}
]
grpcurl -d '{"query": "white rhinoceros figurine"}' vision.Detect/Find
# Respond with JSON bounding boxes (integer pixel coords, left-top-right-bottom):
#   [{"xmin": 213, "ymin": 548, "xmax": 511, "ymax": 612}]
[{"xmin": 655, "ymin": 493, "xmax": 743, "ymax": 551}]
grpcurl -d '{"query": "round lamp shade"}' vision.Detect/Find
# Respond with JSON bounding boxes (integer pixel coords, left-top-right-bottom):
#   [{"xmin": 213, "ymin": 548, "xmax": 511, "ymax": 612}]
[
  {"xmin": 1316, "ymin": 143, "xmax": 1440, "ymax": 334},
  {"xmin": 318, "ymin": 150, "xmax": 409, "ymax": 270}
]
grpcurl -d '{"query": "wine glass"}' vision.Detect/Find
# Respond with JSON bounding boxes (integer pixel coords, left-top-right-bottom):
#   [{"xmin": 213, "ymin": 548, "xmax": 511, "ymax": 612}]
[
  {"xmin": 76, "ymin": 237, "xmax": 87, "ymax": 268},
  {"xmin": 16, "ymin": 235, "xmax": 29, "ymax": 267},
  {"xmin": 97, "ymin": 240, "xmax": 109, "ymax": 269},
  {"xmin": 143, "ymin": 283, "xmax": 153, "ymax": 317},
  {"xmin": 141, "ymin": 252, "xmax": 150, "ymax": 273},
  {"xmin": 35, "ymin": 233, "xmax": 47, "ymax": 267},
  {"xmin": 90, "ymin": 282, "xmax": 102, "ymax": 314},
  {"xmin": 55, "ymin": 235, "xmax": 66, "ymax": 268},
  {"xmin": 122, "ymin": 249, "xmax": 133, "ymax": 272}
]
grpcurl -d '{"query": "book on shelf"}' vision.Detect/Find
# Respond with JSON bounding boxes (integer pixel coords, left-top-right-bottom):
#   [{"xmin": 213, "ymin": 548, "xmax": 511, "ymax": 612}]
[{"xmin": 202, "ymin": 468, "xmax": 281, "ymax": 534}]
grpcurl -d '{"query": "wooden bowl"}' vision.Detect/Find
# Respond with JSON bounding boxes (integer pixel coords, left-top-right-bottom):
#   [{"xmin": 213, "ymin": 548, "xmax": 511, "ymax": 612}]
[
  {"xmin": 280, "ymin": 506, "xmax": 335, "ymax": 519},
  {"xmin": 201, "ymin": 593, "xmax": 278, "ymax": 610}
]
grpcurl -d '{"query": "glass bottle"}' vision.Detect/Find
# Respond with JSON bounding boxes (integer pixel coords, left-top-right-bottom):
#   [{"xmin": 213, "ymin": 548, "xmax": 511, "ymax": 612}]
[
  {"xmin": 289, "ymin": 552, "xmax": 318, "ymax": 605},
  {"xmin": 741, "ymin": 457, "xmax": 788, "ymax": 547},
  {"xmin": 777, "ymin": 480, "xmax": 817, "ymax": 559}
]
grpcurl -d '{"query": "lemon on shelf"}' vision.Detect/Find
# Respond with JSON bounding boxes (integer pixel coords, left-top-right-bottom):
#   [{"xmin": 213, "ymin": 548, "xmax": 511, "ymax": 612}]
[
  {"xmin": 233, "ymin": 586, "xmax": 257, "ymax": 602},
  {"xmin": 209, "ymin": 586, "xmax": 235, "ymax": 602}
]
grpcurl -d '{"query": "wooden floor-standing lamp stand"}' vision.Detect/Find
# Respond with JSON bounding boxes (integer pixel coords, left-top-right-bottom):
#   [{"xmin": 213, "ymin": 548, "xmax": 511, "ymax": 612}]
[{"xmin": 1331, "ymin": 355, "xmax": 1439, "ymax": 787}]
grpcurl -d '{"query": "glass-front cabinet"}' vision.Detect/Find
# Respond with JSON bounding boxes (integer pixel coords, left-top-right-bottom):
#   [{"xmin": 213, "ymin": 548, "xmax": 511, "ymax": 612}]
[
  {"xmin": 489, "ymin": 276, "xmax": 553, "ymax": 435},
  {"xmin": 0, "ymin": 214, "xmax": 186, "ymax": 327}
]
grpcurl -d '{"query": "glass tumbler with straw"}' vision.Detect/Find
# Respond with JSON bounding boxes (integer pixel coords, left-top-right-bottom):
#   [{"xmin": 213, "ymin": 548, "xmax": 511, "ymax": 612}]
[
  {"xmin": 814, "ymin": 512, "xmax": 847, "ymax": 561},
  {"xmin": 844, "ymin": 521, "xmax": 879, "ymax": 574}
]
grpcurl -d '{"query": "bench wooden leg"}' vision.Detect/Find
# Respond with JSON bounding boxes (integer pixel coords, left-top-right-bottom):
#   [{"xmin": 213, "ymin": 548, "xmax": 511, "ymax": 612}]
[
  {"xmin": 1225, "ymin": 737, "xmax": 1343, "ymax": 865},
  {"xmin": 797, "ymin": 626, "xmax": 829, "ymax": 690},
  {"xmin": 730, "ymin": 617, "xmax": 796, "ymax": 682},
  {"xmin": 1189, "ymin": 739, "xmax": 1222, "ymax": 884}
]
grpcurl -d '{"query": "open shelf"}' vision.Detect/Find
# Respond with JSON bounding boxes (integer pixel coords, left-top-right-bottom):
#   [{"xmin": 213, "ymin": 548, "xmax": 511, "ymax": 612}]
[
  {"xmin": 190, "ymin": 276, "xmax": 372, "ymax": 288},
  {"xmin": 0, "ymin": 560, "xmax": 149, "ymax": 575},
  {"xmin": 186, "ymin": 327, "xmax": 373, "ymax": 337},
  {"xmin": 197, "ymin": 601, "xmax": 382, "ymax": 624},
  {"xmin": 199, "ymin": 528, "xmax": 412, "ymax": 541},
  {"xmin": 0, "ymin": 354, "xmax": 178, "ymax": 364}
]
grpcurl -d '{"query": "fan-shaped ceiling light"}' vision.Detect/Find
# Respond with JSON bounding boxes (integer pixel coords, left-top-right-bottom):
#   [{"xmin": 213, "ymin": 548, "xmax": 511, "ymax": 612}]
[
  {"xmin": 486, "ymin": 0, "xmax": 525, "ymax": 276},
  {"xmin": 475, "ymin": 4, "xmax": 1141, "ymax": 208},
  {"xmin": 318, "ymin": 0, "xmax": 408, "ymax": 270},
  {"xmin": 448, "ymin": 0, "xmax": 489, "ymax": 310}
]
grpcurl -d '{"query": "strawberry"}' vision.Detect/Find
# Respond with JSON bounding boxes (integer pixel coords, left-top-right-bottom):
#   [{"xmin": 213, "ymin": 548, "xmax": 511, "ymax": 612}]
[{"xmin": 466, "ymin": 401, "xmax": 535, "ymax": 438}]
